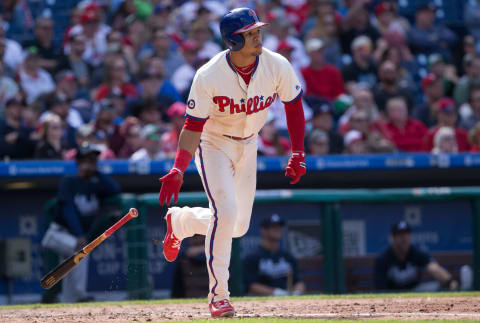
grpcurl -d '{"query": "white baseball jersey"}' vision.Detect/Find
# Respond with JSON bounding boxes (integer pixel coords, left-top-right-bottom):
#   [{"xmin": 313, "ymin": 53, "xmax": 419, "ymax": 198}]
[{"xmin": 185, "ymin": 48, "xmax": 303, "ymax": 138}]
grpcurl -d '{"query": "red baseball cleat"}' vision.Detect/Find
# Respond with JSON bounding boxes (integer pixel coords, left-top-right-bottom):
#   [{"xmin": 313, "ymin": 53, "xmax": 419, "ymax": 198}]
[
  {"xmin": 162, "ymin": 212, "xmax": 182, "ymax": 262},
  {"xmin": 209, "ymin": 299, "xmax": 235, "ymax": 318}
]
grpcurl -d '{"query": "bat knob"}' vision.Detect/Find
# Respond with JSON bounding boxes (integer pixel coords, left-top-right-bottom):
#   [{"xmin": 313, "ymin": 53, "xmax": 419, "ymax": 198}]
[{"xmin": 129, "ymin": 208, "xmax": 138, "ymax": 218}]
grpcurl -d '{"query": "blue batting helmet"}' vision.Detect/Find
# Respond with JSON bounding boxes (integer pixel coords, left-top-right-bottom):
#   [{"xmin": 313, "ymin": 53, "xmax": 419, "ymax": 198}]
[{"xmin": 220, "ymin": 8, "xmax": 269, "ymax": 51}]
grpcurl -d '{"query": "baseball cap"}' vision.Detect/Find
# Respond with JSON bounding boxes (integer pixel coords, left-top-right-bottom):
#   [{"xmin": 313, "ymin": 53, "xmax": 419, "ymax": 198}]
[
  {"xmin": 261, "ymin": 214, "xmax": 285, "ymax": 228},
  {"xmin": 305, "ymin": 38, "xmax": 324, "ymax": 53},
  {"xmin": 416, "ymin": 1, "xmax": 437, "ymax": 12},
  {"xmin": 76, "ymin": 142, "xmax": 101, "ymax": 159},
  {"xmin": 374, "ymin": 2, "xmax": 394, "ymax": 16},
  {"xmin": 167, "ymin": 102, "xmax": 186, "ymax": 118},
  {"xmin": 344, "ymin": 129, "xmax": 363, "ymax": 146},
  {"xmin": 391, "ymin": 220, "xmax": 411, "ymax": 235},
  {"xmin": 351, "ymin": 35, "xmax": 372, "ymax": 52},
  {"xmin": 277, "ymin": 40, "xmax": 294, "ymax": 52},
  {"xmin": 421, "ymin": 73, "xmax": 439, "ymax": 90},
  {"xmin": 180, "ymin": 39, "xmax": 199, "ymax": 52},
  {"xmin": 428, "ymin": 53, "xmax": 444, "ymax": 67},
  {"xmin": 437, "ymin": 97, "xmax": 456, "ymax": 113},
  {"xmin": 140, "ymin": 124, "xmax": 162, "ymax": 140}
]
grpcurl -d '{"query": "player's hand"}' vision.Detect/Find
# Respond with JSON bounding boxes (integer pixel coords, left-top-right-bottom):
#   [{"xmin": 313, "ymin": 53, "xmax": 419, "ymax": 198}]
[
  {"xmin": 285, "ymin": 151, "xmax": 306, "ymax": 184},
  {"xmin": 158, "ymin": 169, "xmax": 184, "ymax": 206}
]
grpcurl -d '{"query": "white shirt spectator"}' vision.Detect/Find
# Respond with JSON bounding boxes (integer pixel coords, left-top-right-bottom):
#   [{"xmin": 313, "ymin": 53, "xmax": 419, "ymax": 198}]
[
  {"xmin": 68, "ymin": 24, "xmax": 111, "ymax": 66},
  {"xmin": 130, "ymin": 148, "xmax": 166, "ymax": 161},
  {"xmin": 264, "ymin": 35, "xmax": 310, "ymax": 69},
  {"xmin": 18, "ymin": 68, "xmax": 55, "ymax": 104},
  {"xmin": 3, "ymin": 38, "xmax": 24, "ymax": 72},
  {"xmin": 172, "ymin": 64, "xmax": 196, "ymax": 94}
]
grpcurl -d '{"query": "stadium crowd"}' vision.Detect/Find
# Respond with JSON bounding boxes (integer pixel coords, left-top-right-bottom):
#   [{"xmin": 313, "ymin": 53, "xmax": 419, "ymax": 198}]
[{"xmin": 1, "ymin": 0, "xmax": 480, "ymax": 161}]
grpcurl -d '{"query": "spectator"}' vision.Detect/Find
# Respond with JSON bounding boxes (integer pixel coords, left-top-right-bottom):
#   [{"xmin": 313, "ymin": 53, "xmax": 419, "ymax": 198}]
[
  {"xmin": 130, "ymin": 99, "xmax": 164, "ymax": 127},
  {"xmin": 340, "ymin": 0, "xmax": 380, "ymax": 55},
  {"xmin": 301, "ymin": 38, "xmax": 345, "ymax": 101},
  {"xmin": 423, "ymin": 98, "xmax": 470, "ymax": 152},
  {"xmin": 460, "ymin": 85, "xmax": 480, "ymax": 130},
  {"xmin": 306, "ymin": 129, "xmax": 329, "ymax": 155},
  {"xmin": 244, "ymin": 214, "xmax": 305, "ymax": 296},
  {"xmin": 0, "ymin": 96, "xmax": 36, "ymax": 160},
  {"xmin": 304, "ymin": 13, "xmax": 342, "ymax": 66},
  {"xmin": 427, "ymin": 53, "xmax": 457, "ymax": 98},
  {"xmin": 0, "ymin": 17, "xmax": 24, "ymax": 75},
  {"xmin": 171, "ymin": 39, "xmax": 200, "ymax": 99},
  {"xmin": 468, "ymin": 123, "xmax": 480, "ymax": 152},
  {"xmin": 464, "ymin": 0, "xmax": 480, "ymax": 42},
  {"xmin": 34, "ymin": 113, "xmax": 66, "ymax": 159},
  {"xmin": 63, "ymin": 124, "xmax": 115, "ymax": 161},
  {"xmin": 373, "ymin": 60, "xmax": 413, "ymax": 112},
  {"xmin": 339, "ymin": 87, "xmax": 380, "ymax": 134},
  {"xmin": 0, "ymin": 58, "xmax": 19, "ymax": 117},
  {"xmin": 431, "ymin": 126, "xmax": 458, "ymax": 154},
  {"xmin": 68, "ymin": 4, "xmax": 111, "ymax": 67},
  {"xmin": 373, "ymin": 1, "xmax": 409, "ymax": 45},
  {"xmin": 374, "ymin": 221, "xmax": 458, "ymax": 292},
  {"xmin": 189, "ymin": 20, "xmax": 222, "ymax": 62},
  {"xmin": 23, "ymin": 16, "xmax": 64, "ymax": 74},
  {"xmin": 18, "ymin": 46, "xmax": 56, "ymax": 104},
  {"xmin": 413, "ymin": 73, "xmax": 444, "ymax": 127},
  {"xmin": 94, "ymin": 56, "xmax": 138, "ymax": 101},
  {"xmin": 407, "ymin": 2, "xmax": 457, "ymax": 57},
  {"xmin": 45, "ymin": 142, "xmax": 120, "ymax": 302},
  {"xmin": 92, "ymin": 99, "xmax": 121, "ymax": 156},
  {"xmin": 137, "ymin": 56, "xmax": 181, "ymax": 108},
  {"xmin": 161, "ymin": 102, "xmax": 186, "ymax": 158},
  {"xmin": 342, "ymin": 36, "xmax": 377, "ymax": 91},
  {"xmin": 139, "ymin": 28, "xmax": 185, "ymax": 80},
  {"xmin": 117, "ymin": 117, "xmax": 142, "ymax": 159},
  {"xmin": 454, "ymin": 55, "xmax": 480, "ymax": 107},
  {"xmin": 40, "ymin": 92, "xmax": 77, "ymax": 149},
  {"xmin": 130, "ymin": 123, "xmax": 166, "ymax": 161},
  {"xmin": 258, "ymin": 114, "xmax": 291, "ymax": 157},
  {"xmin": 343, "ymin": 129, "xmax": 368, "ymax": 154},
  {"xmin": 64, "ymin": 32, "xmax": 92, "ymax": 89},
  {"xmin": 54, "ymin": 71, "xmax": 87, "ymax": 129},
  {"xmin": 381, "ymin": 97, "xmax": 427, "ymax": 152},
  {"xmin": 308, "ymin": 98, "xmax": 344, "ymax": 153}
]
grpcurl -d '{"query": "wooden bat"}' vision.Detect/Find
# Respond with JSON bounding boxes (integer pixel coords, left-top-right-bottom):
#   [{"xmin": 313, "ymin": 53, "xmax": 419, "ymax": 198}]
[{"xmin": 40, "ymin": 208, "xmax": 138, "ymax": 290}]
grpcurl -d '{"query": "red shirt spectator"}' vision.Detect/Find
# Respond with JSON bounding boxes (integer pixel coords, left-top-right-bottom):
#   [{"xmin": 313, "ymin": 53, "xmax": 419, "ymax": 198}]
[
  {"xmin": 94, "ymin": 56, "xmax": 138, "ymax": 101},
  {"xmin": 381, "ymin": 97, "xmax": 428, "ymax": 152},
  {"xmin": 423, "ymin": 98, "xmax": 471, "ymax": 152},
  {"xmin": 301, "ymin": 38, "xmax": 345, "ymax": 101},
  {"xmin": 161, "ymin": 102, "xmax": 186, "ymax": 157}
]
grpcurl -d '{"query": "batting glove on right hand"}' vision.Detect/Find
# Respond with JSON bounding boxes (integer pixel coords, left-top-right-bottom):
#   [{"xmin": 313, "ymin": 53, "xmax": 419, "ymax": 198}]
[
  {"xmin": 285, "ymin": 151, "xmax": 306, "ymax": 184},
  {"xmin": 158, "ymin": 169, "xmax": 183, "ymax": 206}
]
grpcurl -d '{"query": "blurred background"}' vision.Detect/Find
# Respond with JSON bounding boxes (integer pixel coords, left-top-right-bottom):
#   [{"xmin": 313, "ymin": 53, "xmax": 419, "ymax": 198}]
[{"xmin": 0, "ymin": 0, "xmax": 479, "ymax": 305}]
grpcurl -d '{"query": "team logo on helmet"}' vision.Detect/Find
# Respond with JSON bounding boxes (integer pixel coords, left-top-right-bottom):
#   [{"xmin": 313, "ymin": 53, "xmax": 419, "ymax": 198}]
[{"xmin": 187, "ymin": 99, "xmax": 195, "ymax": 109}]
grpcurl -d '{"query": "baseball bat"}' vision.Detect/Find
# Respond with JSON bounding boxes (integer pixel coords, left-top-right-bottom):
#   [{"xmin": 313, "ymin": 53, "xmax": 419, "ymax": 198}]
[{"xmin": 40, "ymin": 208, "xmax": 138, "ymax": 290}]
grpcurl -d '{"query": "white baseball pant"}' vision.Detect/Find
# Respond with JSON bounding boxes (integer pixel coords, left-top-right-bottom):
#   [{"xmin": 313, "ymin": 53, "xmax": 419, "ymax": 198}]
[{"xmin": 169, "ymin": 132, "xmax": 257, "ymax": 302}]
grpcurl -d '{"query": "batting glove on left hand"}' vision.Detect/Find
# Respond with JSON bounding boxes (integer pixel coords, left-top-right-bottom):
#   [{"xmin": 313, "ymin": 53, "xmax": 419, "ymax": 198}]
[
  {"xmin": 158, "ymin": 169, "xmax": 184, "ymax": 206},
  {"xmin": 285, "ymin": 151, "xmax": 306, "ymax": 184}
]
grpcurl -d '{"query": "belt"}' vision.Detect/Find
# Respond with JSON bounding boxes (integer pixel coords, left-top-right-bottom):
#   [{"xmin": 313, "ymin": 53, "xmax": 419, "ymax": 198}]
[{"xmin": 223, "ymin": 133, "xmax": 254, "ymax": 141}]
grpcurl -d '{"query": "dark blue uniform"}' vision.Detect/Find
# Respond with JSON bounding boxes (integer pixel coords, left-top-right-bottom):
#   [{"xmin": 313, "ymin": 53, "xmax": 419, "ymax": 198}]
[
  {"xmin": 244, "ymin": 245, "xmax": 300, "ymax": 291},
  {"xmin": 56, "ymin": 171, "xmax": 120, "ymax": 237},
  {"xmin": 374, "ymin": 245, "xmax": 432, "ymax": 290}
]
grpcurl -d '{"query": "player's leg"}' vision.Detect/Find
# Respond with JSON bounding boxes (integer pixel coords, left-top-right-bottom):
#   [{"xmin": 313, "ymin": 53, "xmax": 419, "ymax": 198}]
[
  {"xmin": 232, "ymin": 137, "xmax": 257, "ymax": 238},
  {"xmin": 196, "ymin": 139, "xmax": 239, "ymax": 304},
  {"xmin": 60, "ymin": 254, "xmax": 90, "ymax": 302}
]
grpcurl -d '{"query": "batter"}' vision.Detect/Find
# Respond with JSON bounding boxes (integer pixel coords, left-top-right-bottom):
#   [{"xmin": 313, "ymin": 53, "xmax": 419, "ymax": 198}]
[{"xmin": 158, "ymin": 8, "xmax": 307, "ymax": 318}]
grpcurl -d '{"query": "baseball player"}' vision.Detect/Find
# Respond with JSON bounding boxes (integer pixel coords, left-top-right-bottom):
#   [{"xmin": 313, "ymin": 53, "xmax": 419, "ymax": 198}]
[{"xmin": 158, "ymin": 8, "xmax": 306, "ymax": 317}]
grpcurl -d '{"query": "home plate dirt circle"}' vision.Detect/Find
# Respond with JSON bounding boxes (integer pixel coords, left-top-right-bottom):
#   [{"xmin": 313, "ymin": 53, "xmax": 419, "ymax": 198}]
[{"xmin": 1, "ymin": 296, "xmax": 479, "ymax": 322}]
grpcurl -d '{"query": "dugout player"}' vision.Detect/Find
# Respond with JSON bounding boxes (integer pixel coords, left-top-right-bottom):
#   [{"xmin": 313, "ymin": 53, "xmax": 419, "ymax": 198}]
[
  {"xmin": 158, "ymin": 8, "xmax": 307, "ymax": 317},
  {"xmin": 42, "ymin": 142, "xmax": 120, "ymax": 302},
  {"xmin": 374, "ymin": 221, "xmax": 459, "ymax": 292},
  {"xmin": 244, "ymin": 214, "xmax": 306, "ymax": 296}
]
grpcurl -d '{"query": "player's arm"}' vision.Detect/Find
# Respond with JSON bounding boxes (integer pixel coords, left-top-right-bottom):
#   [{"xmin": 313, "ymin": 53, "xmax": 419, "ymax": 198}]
[
  {"xmin": 426, "ymin": 262, "xmax": 458, "ymax": 290},
  {"xmin": 158, "ymin": 118, "xmax": 205, "ymax": 206},
  {"xmin": 248, "ymin": 283, "xmax": 288, "ymax": 296},
  {"xmin": 283, "ymin": 96, "xmax": 306, "ymax": 184}
]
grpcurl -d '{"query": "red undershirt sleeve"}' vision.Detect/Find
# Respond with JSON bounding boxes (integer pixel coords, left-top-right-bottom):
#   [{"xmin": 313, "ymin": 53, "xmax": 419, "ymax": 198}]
[
  {"xmin": 284, "ymin": 98, "xmax": 306, "ymax": 152},
  {"xmin": 183, "ymin": 115, "xmax": 207, "ymax": 132}
]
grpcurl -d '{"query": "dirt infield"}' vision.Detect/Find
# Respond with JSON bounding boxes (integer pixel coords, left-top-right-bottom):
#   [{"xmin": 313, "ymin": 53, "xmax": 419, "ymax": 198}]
[{"xmin": 1, "ymin": 295, "xmax": 480, "ymax": 322}]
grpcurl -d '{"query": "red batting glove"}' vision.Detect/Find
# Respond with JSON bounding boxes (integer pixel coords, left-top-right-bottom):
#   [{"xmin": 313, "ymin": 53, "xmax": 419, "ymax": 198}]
[
  {"xmin": 158, "ymin": 169, "xmax": 184, "ymax": 206},
  {"xmin": 285, "ymin": 151, "xmax": 306, "ymax": 184}
]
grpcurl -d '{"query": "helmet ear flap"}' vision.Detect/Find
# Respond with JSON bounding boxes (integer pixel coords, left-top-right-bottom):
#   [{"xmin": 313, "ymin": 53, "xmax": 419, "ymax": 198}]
[{"xmin": 226, "ymin": 33, "xmax": 245, "ymax": 51}]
